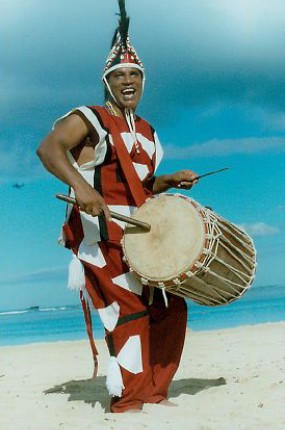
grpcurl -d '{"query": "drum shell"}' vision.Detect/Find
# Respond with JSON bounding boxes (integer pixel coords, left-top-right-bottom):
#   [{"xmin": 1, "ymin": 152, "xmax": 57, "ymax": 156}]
[
  {"xmin": 166, "ymin": 213, "xmax": 257, "ymax": 306},
  {"xmin": 122, "ymin": 194, "xmax": 256, "ymax": 306}
]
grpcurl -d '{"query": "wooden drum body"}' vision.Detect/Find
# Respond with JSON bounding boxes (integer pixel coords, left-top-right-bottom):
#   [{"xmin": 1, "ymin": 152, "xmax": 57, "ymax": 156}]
[{"xmin": 122, "ymin": 194, "xmax": 257, "ymax": 306}]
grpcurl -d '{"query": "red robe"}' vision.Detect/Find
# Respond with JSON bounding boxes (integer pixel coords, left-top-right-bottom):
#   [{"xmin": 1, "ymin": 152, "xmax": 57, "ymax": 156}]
[{"xmin": 60, "ymin": 106, "xmax": 187, "ymax": 412}]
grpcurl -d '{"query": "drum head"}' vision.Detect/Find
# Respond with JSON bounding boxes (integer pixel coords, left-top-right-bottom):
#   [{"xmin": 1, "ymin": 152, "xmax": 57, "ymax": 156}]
[{"xmin": 122, "ymin": 194, "xmax": 205, "ymax": 282}]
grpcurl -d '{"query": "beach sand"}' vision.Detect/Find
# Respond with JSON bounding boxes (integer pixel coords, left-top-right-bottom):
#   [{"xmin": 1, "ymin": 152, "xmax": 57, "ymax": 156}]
[{"xmin": 2, "ymin": 322, "xmax": 285, "ymax": 430}]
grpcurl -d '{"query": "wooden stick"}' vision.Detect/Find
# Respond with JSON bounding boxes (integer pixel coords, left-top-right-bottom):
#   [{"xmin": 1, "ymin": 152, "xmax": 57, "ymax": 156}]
[
  {"xmin": 55, "ymin": 194, "xmax": 151, "ymax": 232},
  {"xmin": 194, "ymin": 167, "xmax": 230, "ymax": 181},
  {"xmin": 178, "ymin": 167, "xmax": 230, "ymax": 187}
]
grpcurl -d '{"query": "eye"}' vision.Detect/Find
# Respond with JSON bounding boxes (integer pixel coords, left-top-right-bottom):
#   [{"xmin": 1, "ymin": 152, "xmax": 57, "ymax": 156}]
[{"xmin": 113, "ymin": 72, "xmax": 124, "ymax": 79}]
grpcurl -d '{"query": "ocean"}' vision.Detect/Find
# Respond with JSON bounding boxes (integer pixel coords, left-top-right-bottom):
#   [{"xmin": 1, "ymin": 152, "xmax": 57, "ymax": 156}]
[{"xmin": 1, "ymin": 285, "xmax": 285, "ymax": 347}]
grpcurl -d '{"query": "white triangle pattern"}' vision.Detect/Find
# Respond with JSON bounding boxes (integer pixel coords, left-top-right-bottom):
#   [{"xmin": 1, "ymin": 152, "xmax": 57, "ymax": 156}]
[
  {"xmin": 117, "ymin": 335, "xmax": 143, "ymax": 374},
  {"xmin": 112, "ymin": 272, "xmax": 143, "ymax": 296},
  {"xmin": 98, "ymin": 301, "xmax": 120, "ymax": 332},
  {"xmin": 78, "ymin": 239, "xmax": 107, "ymax": 268}
]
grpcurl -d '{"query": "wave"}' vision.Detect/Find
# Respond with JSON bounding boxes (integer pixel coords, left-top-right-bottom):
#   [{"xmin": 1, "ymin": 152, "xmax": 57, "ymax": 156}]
[
  {"xmin": 0, "ymin": 310, "xmax": 29, "ymax": 316},
  {"xmin": 39, "ymin": 307, "xmax": 64, "ymax": 312},
  {"xmin": 38, "ymin": 306, "xmax": 76, "ymax": 312},
  {"xmin": 0, "ymin": 305, "xmax": 79, "ymax": 316}
]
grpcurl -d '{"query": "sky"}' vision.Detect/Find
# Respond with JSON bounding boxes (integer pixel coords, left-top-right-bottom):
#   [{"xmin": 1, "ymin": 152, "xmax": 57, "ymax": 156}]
[{"xmin": 1, "ymin": 0, "xmax": 284, "ymax": 310}]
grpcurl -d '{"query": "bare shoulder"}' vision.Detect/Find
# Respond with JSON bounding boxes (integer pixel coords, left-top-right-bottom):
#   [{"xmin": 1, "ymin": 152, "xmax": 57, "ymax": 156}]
[
  {"xmin": 54, "ymin": 113, "xmax": 89, "ymax": 137},
  {"xmin": 42, "ymin": 113, "xmax": 93, "ymax": 153}
]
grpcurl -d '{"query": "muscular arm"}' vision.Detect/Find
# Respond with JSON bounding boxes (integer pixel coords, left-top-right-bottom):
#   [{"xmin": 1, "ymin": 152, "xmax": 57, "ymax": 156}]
[
  {"xmin": 36, "ymin": 114, "xmax": 111, "ymax": 219},
  {"xmin": 37, "ymin": 115, "xmax": 90, "ymax": 186},
  {"xmin": 152, "ymin": 170, "xmax": 199, "ymax": 194}
]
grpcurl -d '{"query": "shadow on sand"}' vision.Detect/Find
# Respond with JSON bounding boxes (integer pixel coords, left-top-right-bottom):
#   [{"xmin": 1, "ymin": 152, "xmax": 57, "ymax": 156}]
[
  {"xmin": 169, "ymin": 377, "xmax": 226, "ymax": 397},
  {"xmin": 44, "ymin": 376, "xmax": 109, "ymax": 410},
  {"xmin": 44, "ymin": 376, "xmax": 226, "ymax": 410}
]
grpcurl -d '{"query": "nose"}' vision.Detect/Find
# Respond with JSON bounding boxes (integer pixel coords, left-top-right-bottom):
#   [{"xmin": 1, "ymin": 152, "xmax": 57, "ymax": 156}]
[{"xmin": 123, "ymin": 72, "xmax": 133, "ymax": 85}]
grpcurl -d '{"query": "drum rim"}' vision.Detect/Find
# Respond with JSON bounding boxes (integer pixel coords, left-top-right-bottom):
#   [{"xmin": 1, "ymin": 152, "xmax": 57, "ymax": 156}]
[{"xmin": 122, "ymin": 193, "xmax": 210, "ymax": 285}]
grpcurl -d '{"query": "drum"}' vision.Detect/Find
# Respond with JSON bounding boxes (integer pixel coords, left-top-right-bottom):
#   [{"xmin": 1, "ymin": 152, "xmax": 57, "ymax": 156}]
[{"xmin": 122, "ymin": 194, "xmax": 256, "ymax": 306}]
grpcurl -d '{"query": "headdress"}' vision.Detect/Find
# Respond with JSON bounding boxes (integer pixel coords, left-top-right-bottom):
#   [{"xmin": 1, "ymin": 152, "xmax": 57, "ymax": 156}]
[
  {"xmin": 103, "ymin": 0, "xmax": 145, "ymax": 150},
  {"xmin": 103, "ymin": 0, "xmax": 145, "ymax": 80}
]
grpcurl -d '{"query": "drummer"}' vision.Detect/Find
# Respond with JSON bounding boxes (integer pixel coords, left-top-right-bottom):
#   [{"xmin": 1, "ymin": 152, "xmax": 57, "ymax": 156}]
[{"xmin": 36, "ymin": 0, "xmax": 198, "ymax": 413}]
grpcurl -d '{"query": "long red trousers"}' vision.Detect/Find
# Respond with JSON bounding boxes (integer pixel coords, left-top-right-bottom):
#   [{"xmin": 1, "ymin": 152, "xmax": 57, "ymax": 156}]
[{"xmin": 81, "ymin": 240, "xmax": 187, "ymax": 413}]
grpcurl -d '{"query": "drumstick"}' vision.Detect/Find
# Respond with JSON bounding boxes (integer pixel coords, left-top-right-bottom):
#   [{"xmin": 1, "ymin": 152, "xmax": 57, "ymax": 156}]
[
  {"xmin": 194, "ymin": 167, "xmax": 230, "ymax": 181},
  {"xmin": 178, "ymin": 167, "xmax": 230, "ymax": 187},
  {"xmin": 55, "ymin": 194, "xmax": 151, "ymax": 232}
]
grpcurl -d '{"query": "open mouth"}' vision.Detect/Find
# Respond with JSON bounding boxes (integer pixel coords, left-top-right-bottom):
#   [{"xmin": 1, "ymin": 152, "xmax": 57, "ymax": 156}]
[{"xmin": 121, "ymin": 88, "xmax": 136, "ymax": 98}]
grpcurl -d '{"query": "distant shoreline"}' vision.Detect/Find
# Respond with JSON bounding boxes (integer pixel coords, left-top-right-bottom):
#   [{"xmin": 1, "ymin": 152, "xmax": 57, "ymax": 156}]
[
  {"xmin": 1, "ymin": 283, "xmax": 285, "ymax": 315},
  {"xmin": 2, "ymin": 285, "xmax": 285, "ymax": 347}
]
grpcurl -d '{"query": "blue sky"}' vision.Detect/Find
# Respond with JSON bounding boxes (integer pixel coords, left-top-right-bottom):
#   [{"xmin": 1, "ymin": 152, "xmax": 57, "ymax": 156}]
[{"xmin": 1, "ymin": 0, "xmax": 284, "ymax": 310}]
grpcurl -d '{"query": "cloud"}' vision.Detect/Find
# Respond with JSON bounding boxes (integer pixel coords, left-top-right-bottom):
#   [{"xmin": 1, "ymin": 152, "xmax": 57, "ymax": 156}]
[
  {"xmin": 164, "ymin": 136, "xmax": 285, "ymax": 159},
  {"xmin": 1, "ymin": 0, "xmax": 285, "ymax": 181},
  {"xmin": 256, "ymin": 110, "xmax": 285, "ymax": 132},
  {"xmin": 2, "ymin": 0, "xmax": 285, "ymax": 115},
  {"xmin": 239, "ymin": 222, "xmax": 280, "ymax": 237},
  {"xmin": 137, "ymin": 0, "xmax": 285, "ymax": 112},
  {"xmin": 2, "ymin": 133, "xmax": 284, "ymax": 183},
  {"xmin": 0, "ymin": 136, "xmax": 46, "ymax": 183},
  {"xmin": 0, "ymin": 266, "xmax": 67, "ymax": 285}
]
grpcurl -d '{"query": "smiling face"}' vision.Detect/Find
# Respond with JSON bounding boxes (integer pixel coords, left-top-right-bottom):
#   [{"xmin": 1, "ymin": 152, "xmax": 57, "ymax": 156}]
[{"xmin": 106, "ymin": 67, "xmax": 143, "ymax": 111}]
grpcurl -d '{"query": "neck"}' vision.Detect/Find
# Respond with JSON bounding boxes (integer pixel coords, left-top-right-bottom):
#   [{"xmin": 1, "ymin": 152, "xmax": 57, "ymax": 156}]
[
  {"xmin": 105, "ymin": 100, "xmax": 124, "ymax": 118},
  {"xmin": 105, "ymin": 100, "xmax": 136, "ymax": 118}
]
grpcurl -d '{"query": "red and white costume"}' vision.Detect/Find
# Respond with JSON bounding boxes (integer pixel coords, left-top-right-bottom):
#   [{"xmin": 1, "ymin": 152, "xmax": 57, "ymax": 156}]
[{"xmin": 59, "ymin": 106, "xmax": 187, "ymax": 412}]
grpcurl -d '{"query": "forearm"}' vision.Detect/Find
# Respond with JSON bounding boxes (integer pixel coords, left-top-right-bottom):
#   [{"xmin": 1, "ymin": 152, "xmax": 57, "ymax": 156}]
[
  {"xmin": 152, "ymin": 174, "xmax": 174, "ymax": 194},
  {"xmin": 152, "ymin": 170, "xmax": 199, "ymax": 194}
]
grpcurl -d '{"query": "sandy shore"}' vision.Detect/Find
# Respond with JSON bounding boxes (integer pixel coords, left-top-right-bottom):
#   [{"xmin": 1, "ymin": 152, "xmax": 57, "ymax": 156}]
[{"xmin": 2, "ymin": 322, "xmax": 285, "ymax": 430}]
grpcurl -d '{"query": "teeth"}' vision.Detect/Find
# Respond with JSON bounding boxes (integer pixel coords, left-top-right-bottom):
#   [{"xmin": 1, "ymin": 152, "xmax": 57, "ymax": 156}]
[{"xmin": 122, "ymin": 89, "xmax": 135, "ymax": 94}]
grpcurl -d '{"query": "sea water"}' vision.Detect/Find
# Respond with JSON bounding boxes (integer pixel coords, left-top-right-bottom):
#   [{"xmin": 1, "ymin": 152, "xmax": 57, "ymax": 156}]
[{"xmin": 1, "ymin": 285, "xmax": 284, "ymax": 346}]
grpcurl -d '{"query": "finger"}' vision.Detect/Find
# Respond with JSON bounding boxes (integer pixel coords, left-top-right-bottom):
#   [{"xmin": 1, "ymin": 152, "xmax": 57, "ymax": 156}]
[
  {"xmin": 89, "ymin": 208, "xmax": 100, "ymax": 217},
  {"xmin": 179, "ymin": 181, "xmax": 194, "ymax": 188},
  {"xmin": 102, "ymin": 205, "xmax": 112, "ymax": 222},
  {"xmin": 184, "ymin": 177, "xmax": 199, "ymax": 185},
  {"xmin": 91, "ymin": 209, "xmax": 101, "ymax": 217},
  {"xmin": 84, "ymin": 206, "xmax": 102, "ymax": 217}
]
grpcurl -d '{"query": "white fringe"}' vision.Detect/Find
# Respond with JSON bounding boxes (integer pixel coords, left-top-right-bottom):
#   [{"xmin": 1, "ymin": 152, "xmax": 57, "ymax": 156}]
[
  {"xmin": 68, "ymin": 254, "xmax": 85, "ymax": 290},
  {"xmin": 106, "ymin": 356, "xmax": 125, "ymax": 397}
]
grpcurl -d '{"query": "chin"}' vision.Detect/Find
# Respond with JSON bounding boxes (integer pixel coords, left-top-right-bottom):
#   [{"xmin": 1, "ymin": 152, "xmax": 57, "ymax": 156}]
[
  {"xmin": 119, "ymin": 95, "xmax": 140, "ymax": 110},
  {"xmin": 126, "ymin": 103, "xmax": 138, "ymax": 111},
  {"xmin": 124, "ymin": 100, "xmax": 140, "ymax": 110}
]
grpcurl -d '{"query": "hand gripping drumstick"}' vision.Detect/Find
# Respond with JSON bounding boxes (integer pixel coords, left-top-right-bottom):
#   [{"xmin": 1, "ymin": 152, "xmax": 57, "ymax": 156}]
[{"xmin": 55, "ymin": 194, "xmax": 151, "ymax": 232}]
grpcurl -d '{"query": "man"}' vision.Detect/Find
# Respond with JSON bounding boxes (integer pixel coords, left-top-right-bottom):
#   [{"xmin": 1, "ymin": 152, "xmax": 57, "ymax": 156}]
[{"xmin": 37, "ymin": 0, "xmax": 198, "ymax": 413}]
